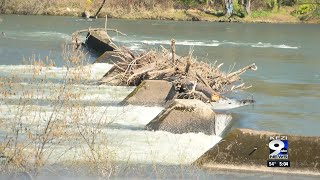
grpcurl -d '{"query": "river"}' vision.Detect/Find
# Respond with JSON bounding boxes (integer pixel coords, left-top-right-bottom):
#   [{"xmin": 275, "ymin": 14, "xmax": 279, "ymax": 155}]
[{"xmin": 0, "ymin": 15, "xmax": 319, "ymax": 179}]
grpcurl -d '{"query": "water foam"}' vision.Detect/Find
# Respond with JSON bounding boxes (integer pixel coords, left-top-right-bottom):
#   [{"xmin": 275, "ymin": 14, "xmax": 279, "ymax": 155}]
[
  {"xmin": 140, "ymin": 40, "xmax": 220, "ymax": 47},
  {"xmin": 251, "ymin": 42, "xmax": 298, "ymax": 49},
  {"xmin": 4, "ymin": 31, "xmax": 71, "ymax": 41},
  {"xmin": 52, "ymin": 129, "xmax": 220, "ymax": 165},
  {"xmin": 0, "ymin": 84, "xmax": 134, "ymax": 105},
  {"xmin": 113, "ymin": 37, "xmax": 298, "ymax": 50},
  {"xmin": 104, "ymin": 129, "xmax": 220, "ymax": 164},
  {"xmin": 0, "ymin": 63, "xmax": 112, "ymax": 81},
  {"xmin": 128, "ymin": 43, "xmax": 144, "ymax": 51},
  {"xmin": 0, "ymin": 63, "xmax": 220, "ymax": 165},
  {"xmin": 223, "ymin": 41, "xmax": 299, "ymax": 49},
  {"xmin": 0, "ymin": 103, "xmax": 219, "ymax": 165}
]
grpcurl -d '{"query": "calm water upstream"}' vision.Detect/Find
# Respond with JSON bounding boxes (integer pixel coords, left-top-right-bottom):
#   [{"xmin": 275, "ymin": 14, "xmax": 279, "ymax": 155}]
[{"xmin": 0, "ymin": 15, "xmax": 319, "ymax": 179}]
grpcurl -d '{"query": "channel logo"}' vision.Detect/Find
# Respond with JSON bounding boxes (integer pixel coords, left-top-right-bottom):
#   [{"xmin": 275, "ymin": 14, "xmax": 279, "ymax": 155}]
[
  {"xmin": 267, "ymin": 135, "xmax": 290, "ymax": 167},
  {"xmin": 269, "ymin": 136, "xmax": 288, "ymax": 159}
]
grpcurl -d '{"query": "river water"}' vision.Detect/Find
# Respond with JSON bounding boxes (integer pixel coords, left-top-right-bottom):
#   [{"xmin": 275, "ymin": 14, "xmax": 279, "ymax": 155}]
[{"xmin": 0, "ymin": 15, "xmax": 319, "ymax": 178}]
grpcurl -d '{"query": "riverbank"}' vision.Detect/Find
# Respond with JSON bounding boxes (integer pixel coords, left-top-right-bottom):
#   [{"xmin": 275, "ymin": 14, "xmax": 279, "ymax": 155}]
[{"xmin": 0, "ymin": 0, "xmax": 319, "ymax": 24}]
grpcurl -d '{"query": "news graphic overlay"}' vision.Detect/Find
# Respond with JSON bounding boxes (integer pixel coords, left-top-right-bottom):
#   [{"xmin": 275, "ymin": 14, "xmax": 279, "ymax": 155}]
[{"xmin": 267, "ymin": 135, "xmax": 290, "ymax": 167}]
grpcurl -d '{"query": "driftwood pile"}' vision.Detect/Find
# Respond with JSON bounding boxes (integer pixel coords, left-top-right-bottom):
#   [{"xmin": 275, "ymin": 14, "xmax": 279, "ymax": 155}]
[{"xmin": 98, "ymin": 39, "xmax": 257, "ymax": 103}]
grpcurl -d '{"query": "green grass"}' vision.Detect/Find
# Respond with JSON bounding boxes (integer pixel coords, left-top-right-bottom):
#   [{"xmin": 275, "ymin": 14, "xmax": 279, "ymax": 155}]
[{"xmin": 251, "ymin": 10, "xmax": 272, "ymax": 18}]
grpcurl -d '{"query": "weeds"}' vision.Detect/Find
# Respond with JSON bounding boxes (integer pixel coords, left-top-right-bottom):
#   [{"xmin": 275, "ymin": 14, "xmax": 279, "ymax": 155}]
[{"xmin": 0, "ymin": 44, "xmax": 114, "ymax": 178}]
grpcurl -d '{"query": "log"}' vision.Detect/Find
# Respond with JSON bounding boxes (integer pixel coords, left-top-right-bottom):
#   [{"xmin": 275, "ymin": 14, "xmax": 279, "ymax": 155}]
[
  {"xmin": 127, "ymin": 63, "xmax": 156, "ymax": 84},
  {"xmin": 147, "ymin": 68, "xmax": 176, "ymax": 79},
  {"xmin": 196, "ymin": 83, "xmax": 216, "ymax": 99},
  {"xmin": 227, "ymin": 63, "xmax": 257, "ymax": 79},
  {"xmin": 72, "ymin": 28, "xmax": 126, "ymax": 37},
  {"xmin": 177, "ymin": 91, "xmax": 211, "ymax": 103},
  {"xmin": 181, "ymin": 80, "xmax": 215, "ymax": 99},
  {"xmin": 132, "ymin": 62, "xmax": 156, "ymax": 75},
  {"xmin": 171, "ymin": 39, "xmax": 176, "ymax": 64},
  {"xmin": 185, "ymin": 58, "xmax": 191, "ymax": 73},
  {"xmin": 196, "ymin": 73, "xmax": 211, "ymax": 89}
]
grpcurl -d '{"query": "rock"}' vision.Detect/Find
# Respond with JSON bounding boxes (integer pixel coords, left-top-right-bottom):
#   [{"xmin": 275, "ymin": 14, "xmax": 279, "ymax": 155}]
[
  {"xmin": 194, "ymin": 128, "xmax": 320, "ymax": 175},
  {"xmin": 85, "ymin": 30, "xmax": 115, "ymax": 56},
  {"xmin": 94, "ymin": 51, "xmax": 124, "ymax": 64},
  {"xmin": 120, "ymin": 80, "xmax": 176, "ymax": 106},
  {"xmin": 98, "ymin": 66, "xmax": 123, "ymax": 85},
  {"xmin": 192, "ymin": 16, "xmax": 200, "ymax": 21},
  {"xmin": 145, "ymin": 99, "xmax": 232, "ymax": 135},
  {"xmin": 81, "ymin": 11, "xmax": 91, "ymax": 18}
]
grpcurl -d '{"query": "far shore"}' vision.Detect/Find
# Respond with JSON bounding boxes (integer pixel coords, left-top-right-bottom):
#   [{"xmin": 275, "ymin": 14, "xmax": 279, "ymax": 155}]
[{"xmin": 1, "ymin": 7, "xmax": 320, "ymax": 24}]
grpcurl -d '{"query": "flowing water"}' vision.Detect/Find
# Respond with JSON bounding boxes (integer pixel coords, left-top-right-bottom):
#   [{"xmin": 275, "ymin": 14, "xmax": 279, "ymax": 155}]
[{"xmin": 0, "ymin": 15, "xmax": 320, "ymax": 178}]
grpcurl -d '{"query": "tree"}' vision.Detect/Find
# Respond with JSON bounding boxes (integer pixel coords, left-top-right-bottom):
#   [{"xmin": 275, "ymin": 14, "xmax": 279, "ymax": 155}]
[
  {"xmin": 240, "ymin": 0, "xmax": 252, "ymax": 15},
  {"xmin": 0, "ymin": 0, "xmax": 6, "ymax": 13},
  {"xmin": 277, "ymin": 0, "xmax": 282, "ymax": 11},
  {"xmin": 93, "ymin": 0, "xmax": 106, "ymax": 18},
  {"xmin": 245, "ymin": 0, "xmax": 251, "ymax": 15}
]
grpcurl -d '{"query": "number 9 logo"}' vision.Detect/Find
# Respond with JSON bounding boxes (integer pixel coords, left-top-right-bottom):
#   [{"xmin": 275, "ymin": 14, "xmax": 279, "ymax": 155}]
[{"xmin": 269, "ymin": 140, "xmax": 284, "ymax": 155}]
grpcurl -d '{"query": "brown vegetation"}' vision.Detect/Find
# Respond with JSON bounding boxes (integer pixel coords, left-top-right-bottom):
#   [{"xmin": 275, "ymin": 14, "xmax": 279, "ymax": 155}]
[
  {"xmin": 0, "ymin": 0, "xmax": 319, "ymax": 23},
  {"xmin": 0, "ymin": 45, "xmax": 114, "ymax": 178},
  {"xmin": 96, "ymin": 35, "xmax": 257, "ymax": 103}
]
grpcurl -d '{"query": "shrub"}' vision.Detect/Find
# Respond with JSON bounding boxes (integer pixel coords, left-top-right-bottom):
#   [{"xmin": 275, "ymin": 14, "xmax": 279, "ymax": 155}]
[
  {"xmin": 294, "ymin": 4, "xmax": 316, "ymax": 15},
  {"xmin": 231, "ymin": 0, "xmax": 246, "ymax": 17},
  {"xmin": 266, "ymin": 0, "xmax": 278, "ymax": 10}
]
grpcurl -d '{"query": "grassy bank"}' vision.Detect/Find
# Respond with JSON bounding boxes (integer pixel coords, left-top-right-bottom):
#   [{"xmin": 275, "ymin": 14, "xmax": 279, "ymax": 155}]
[{"xmin": 0, "ymin": 0, "xmax": 319, "ymax": 23}]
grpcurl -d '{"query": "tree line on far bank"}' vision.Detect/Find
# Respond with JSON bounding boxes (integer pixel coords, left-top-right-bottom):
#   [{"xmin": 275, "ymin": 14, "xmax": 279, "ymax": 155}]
[
  {"xmin": 0, "ymin": 0, "xmax": 319, "ymax": 19},
  {"xmin": 109, "ymin": 0, "xmax": 319, "ymax": 17},
  {"xmin": 180, "ymin": 0, "xmax": 318, "ymax": 14}
]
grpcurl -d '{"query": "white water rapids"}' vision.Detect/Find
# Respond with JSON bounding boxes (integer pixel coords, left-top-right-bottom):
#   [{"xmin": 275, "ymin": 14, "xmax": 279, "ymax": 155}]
[{"xmin": 0, "ymin": 63, "xmax": 222, "ymax": 165}]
